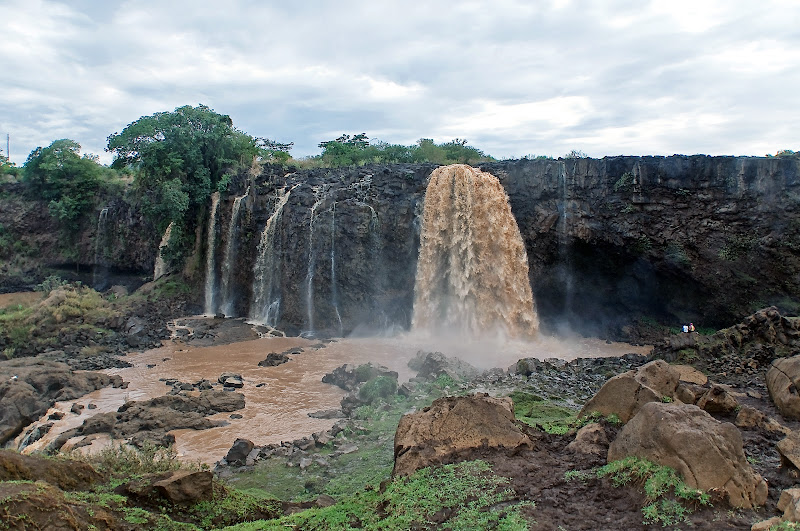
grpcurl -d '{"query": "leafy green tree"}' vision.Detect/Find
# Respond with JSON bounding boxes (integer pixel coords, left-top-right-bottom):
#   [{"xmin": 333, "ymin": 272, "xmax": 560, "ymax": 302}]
[
  {"xmin": 107, "ymin": 104, "xmax": 261, "ymax": 230},
  {"xmin": 257, "ymin": 138, "xmax": 293, "ymax": 164},
  {"xmin": 318, "ymin": 133, "xmax": 370, "ymax": 166},
  {"xmin": 440, "ymin": 138, "xmax": 486, "ymax": 164},
  {"xmin": 0, "ymin": 151, "xmax": 19, "ymax": 180},
  {"xmin": 23, "ymin": 139, "xmax": 102, "ymax": 222}
]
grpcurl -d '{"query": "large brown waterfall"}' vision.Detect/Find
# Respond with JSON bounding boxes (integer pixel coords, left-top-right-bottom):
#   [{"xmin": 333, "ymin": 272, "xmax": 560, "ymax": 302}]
[{"xmin": 412, "ymin": 164, "xmax": 539, "ymax": 338}]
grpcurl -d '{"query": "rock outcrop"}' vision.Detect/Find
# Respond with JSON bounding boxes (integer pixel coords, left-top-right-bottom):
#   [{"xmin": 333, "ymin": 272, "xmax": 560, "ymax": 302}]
[
  {"xmin": 608, "ymin": 402, "xmax": 768, "ymax": 508},
  {"xmin": 0, "ymin": 449, "xmax": 102, "ymax": 491},
  {"xmin": 120, "ymin": 470, "xmax": 213, "ymax": 505},
  {"xmin": 0, "ymin": 358, "xmax": 123, "ymax": 445},
  {"xmin": 767, "ymin": 354, "xmax": 800, "ymax": 420},
  {"xmin": 579, "ymin": 359, "xmax": 679, "ymax": 422},
  {"xmin": 393, "ymin": 394, "xmax": 531, "ymax": 477}
]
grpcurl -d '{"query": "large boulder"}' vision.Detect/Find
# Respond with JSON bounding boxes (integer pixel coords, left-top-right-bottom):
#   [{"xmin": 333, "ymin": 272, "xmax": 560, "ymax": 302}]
[
  {"xmin": 120, "ymin": 470, "xmax": 213, "ymax": 505},
  {"xmin": 579, "ymin": 359, "xmax": 679, "ymax": 423},
  {"xmin": 393, "ymin": 394, "xmax": 531, "ymax": 477},
  {"xmin": 322, "ymin": 363, "xmax": 398, "ymax": 392},
  {"xmin": 767, "ymin": 355, "xmax": 800, "ymax": 420},
  {"xmin": 408, "ymin": 351, "xmax": 479, "ymax": 381},
  {"xmin": 608, "ymin": 402, "xmax": 767, "ymax": 508}
]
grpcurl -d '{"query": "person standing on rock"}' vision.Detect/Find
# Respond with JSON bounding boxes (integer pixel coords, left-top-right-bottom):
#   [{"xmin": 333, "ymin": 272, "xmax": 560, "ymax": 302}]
[
  {"xmin": 689, "ymin": 323, "xmax": 695, "ymax": 332},
  {"xmin": 683, "ymin": 324, "xmax": 689, "ymax": 333}
]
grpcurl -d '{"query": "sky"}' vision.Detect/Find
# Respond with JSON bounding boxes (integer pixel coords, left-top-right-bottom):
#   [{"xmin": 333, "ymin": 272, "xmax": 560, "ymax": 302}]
[{"xmin": 1, "ymin": 0, "xmax": 799, "ymax": 165}]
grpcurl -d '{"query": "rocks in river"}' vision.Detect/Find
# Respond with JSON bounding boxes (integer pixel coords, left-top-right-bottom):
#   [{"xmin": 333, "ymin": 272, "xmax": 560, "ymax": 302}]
[
  {"xmin": 218, "ymin": 372, "xmax": 244, "ymax": 388},
  {"xmin": 0, "ymin": 358, "xmax": 122, "ymax": 445},
  {"xmin": 608, "ymin": 401, "xmax": 768, "ymax": 509},
  {"xmin": 392, "ymin": 394, "xmax": 532, "ymax": 477},
  {"xmin": 767, "ymin": 354, "xmax": 800, "ymax": 420},
  {"xmin": 258, "ymin": 352, "xmax": 290, "ymax": 367},
  {"xmin": 50, "ymin": 391, "xmax": 245, "ymax": 451}
]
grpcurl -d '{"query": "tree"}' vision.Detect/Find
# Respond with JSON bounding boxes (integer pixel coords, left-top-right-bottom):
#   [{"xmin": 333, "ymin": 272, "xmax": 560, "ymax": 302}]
[
  {"xmin": 107, "ymin": 104, "xmax": 261, "ymax": 230},
  {"xmin": 256, "ymin": 138, "xmax": 293, "ymax": 164},
  {"xmin": 440, "ymin": 138, "xmax": 485, "ymax": 164},
  {"xmin": 318, "ymin": 133, "xmax": 370, "ymax": 166},
  {"xmin": 23, "ymin": 139, "xmax": 102, "ymax": 222}
]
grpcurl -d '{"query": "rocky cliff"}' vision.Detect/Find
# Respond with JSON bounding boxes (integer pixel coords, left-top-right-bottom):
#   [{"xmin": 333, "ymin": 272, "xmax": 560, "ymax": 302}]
[{"xmin": 3, "ymin": 155, "xmax": 799, "ymax": 337}]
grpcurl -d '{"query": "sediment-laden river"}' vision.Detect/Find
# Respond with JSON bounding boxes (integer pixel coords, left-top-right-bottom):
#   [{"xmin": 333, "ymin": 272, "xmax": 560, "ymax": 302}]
[{"xmin": 22, "ymin": 328, "xmax": 651, "ymax": 464}]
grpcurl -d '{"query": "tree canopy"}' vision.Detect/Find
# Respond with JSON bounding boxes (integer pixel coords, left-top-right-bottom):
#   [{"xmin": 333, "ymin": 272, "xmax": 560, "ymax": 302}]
[
  {"xmin": 106, "ymin": 104, "xmax": 262, "ymax": 229},
  {"xmin": 315, "ymin": 134, "xmax": 492, "ymax": 167},
  {"xmin": 23, "ymin": 139, "xmax": 103, "ymax": 222}
]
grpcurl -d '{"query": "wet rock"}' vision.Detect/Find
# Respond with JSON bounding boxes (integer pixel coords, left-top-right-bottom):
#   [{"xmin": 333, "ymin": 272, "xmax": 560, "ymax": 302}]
[
  {"xmin": 0, "ymin": 358, "xmax": 121, "ymax": 445},
  {"xmin": 579, "ymin": 359, "xmax": 680, "ymax": 423},
  {"xmin": 322, "ymin": 363, "xmax": 398, "ymax": 392},
  {"xmin": 225, "ymin": 438, "xmax": 255, "ymax": 467},
  {"xmin": 70, "ymin": 403, "xmax": 84, "ymax": 414},
  {"xmin": 308, "ymin": 409, "xmax": 345, "ymax": 419},
  {"xmin": 53, "ymin": 391, "xmax": 245, "ymax": 452},
  {"xmin": 409, "ymin": 351, "xmax": 479, "ymax": 381},
  {"xmin": 219, "ymin": 372, "xmax": 244, "ymax": 388},
  {"xmin": 258, "ymin": 352, "xmax": 290, "ymax": 367},
  {"xmin": 608, "ymin": 402, "xmax": 768, "ymax": 509},
  {"xmin": 393, "ymin": 394, "xmax": 532, "ymax": 477},
  {"xmin": 125, "ymin": 316, "xmax": 148, "ymax": 347},
  {"xmin": 767, "ymin": 355, "xmax": 800, "ymax": 420}
]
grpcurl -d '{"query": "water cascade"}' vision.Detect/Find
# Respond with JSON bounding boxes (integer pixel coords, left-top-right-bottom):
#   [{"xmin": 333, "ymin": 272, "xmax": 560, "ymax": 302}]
[
  {"xmin": 250, "ymin": 185, "xmax": 295, "ymax": 325},
  {"xmin": 153, "ymin": 222, "xmax": 174, "ymax": 281},
  {"xmin": 204, "ymin": 192, "xmax": 221, "ymax": 315},
  {"xmin": 558, "ymin": 161, "xmax": 575, "ymax": 318},
  {"xmin": 304, "ymin": 184, "xmax": 330, "ymax": 335},
  {"xmin": 330, "ymin": 201, "xmax": 343, "ymax": 335},
  {"xmin": 92, "ymin": 207, "xmax": 110, "ymax": 290},
  {"xmin": 412, "ymin": 164, "xmax": 539, "ymax": 338},
  {"xmin": 219, "ymin": 188, "xmax": 250, "ymax": 316}
]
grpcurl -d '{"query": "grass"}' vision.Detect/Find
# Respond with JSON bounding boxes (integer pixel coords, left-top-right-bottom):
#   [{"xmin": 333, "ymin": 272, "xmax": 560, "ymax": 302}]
[
  {"xmin": 590, "ymin": 456, "xmax": 710, "ymax": 527},
  {"xmin": 223, "ymin": 460, "xmax": 531, "ymax": 530},
  {"xmin": 509, "ymin": 391, "xmax": 579, "ymax": 434}
]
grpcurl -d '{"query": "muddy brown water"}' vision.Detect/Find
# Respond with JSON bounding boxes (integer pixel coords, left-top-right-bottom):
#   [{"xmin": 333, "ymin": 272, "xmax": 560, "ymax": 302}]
[{"xmin": 23, "ymin": 330, "xmax": 651, "ymax": 464}]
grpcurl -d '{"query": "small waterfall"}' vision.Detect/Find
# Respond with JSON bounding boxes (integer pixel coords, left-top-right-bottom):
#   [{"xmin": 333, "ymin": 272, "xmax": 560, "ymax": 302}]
[
  {"xmin": 153, "ymin": 222, "xmax": 175, "ymax": 280},
  {"xmin": 92, "ymin": 207, "xmax": 110, "ymax": 290},
  {"xmin": 304, "ymin": 184, "xmax": 329, "ymax": 335},
  {"xmin": 204, "ymin": 192, "xmax": 221, "ymax": 315},
  {"xmin": 220, "ymin": 188, "xmax": 250, "ymax": 316},
  {"xmin": 250, "ymin": 185, "xmax": 295, "ymax": 325},
  {"xmin": 330, "ymin": 201, "xmax": 343, "ymax": 335},
  {"xmin": 558, "ymin": 161, "xmax": 575, "ymax": 317},
  {"xmin": 412, "ymin": 164, "xmax": 538, "ymax": 338}
]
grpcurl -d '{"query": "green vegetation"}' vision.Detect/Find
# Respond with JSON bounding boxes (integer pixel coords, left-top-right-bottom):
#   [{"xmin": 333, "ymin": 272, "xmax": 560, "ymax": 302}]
[
  {"xmin": 510, "ymin": 391, "xmax": 578, "ymax": 434},
  {"xmin": 565, "ymin": 456, "xmax": 711, "ymax": 527},
  {"xmin": 314, "ymin": 134, "xmax": 494, "ymax": 168},
  {"xmin": 227, "ymin": 461, "xmax": 530, "ymax": 531},
  {"xmin": 613, "ymin": 171, "xmax": 634, "ymax": 192},
  {"xmin": 22, "ymin": 139, "xmax": 113, "ymax": 223}
]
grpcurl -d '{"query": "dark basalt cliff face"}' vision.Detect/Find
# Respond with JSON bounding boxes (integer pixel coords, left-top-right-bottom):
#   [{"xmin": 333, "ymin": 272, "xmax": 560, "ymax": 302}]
[{"xmin": 3, "ymin": 155, "xmax": 799, "ymax": 338}]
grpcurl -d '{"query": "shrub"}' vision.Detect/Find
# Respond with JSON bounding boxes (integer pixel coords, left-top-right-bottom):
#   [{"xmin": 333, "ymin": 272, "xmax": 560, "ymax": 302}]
[{"xmin": 358, "ymin": 375, "xmax": 398, "ymax": 404}]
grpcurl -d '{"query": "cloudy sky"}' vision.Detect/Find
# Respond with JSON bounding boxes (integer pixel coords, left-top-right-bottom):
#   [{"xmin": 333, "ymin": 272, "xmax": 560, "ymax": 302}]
[{"xmin": 2, "ymin": 0, "xmax": 798, "ymax": 164}]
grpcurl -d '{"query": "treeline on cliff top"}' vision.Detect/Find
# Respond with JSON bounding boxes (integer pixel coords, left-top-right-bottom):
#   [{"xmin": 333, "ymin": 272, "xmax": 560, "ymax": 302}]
[{"xmin": 0, "ymin": 104, "xmax": 497, "ymax": 246}]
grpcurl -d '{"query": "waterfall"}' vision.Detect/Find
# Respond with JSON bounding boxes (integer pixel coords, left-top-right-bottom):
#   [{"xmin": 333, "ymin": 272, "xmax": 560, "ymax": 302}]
[
  {"xmin": 153, "ymin": 222, "xmax": 174, "ymax": 281},
  {"xmin": 412, "ymin": 164, "xmax": 538, "ymax": 338},
  {"xmin": 304, "ymin": 184, "xmax": 329, "ymax": 335},
  {"xmin": 250, "ymin": 185, "xmax": 295, "ymax": 325},
  {"xmin": 92, "ymin": 207, "xmax": 110, "ymax": 290},
  {"xmin": 219, "ymin": 187, "xmax": 250, "ymax": 316},
  {"xmin": 330, "ymin": 201, "xmax": 343, "ymax": 336},
  {"xmin": 558, "ymin": 161, "xmax": 574, "ymax": 317},
  {"xmin": 204, "ymin": 192, "xmax": 221, "ymax": 315}
]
